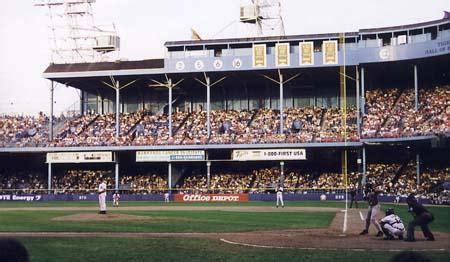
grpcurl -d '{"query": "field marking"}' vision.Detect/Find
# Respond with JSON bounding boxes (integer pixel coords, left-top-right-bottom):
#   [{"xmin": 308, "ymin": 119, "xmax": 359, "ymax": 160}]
[
  {"xmin": 359, "ymin": 211, "xmax": 365, "ymax": 221},
  {"xmin": 219, "ymin": 238, "xmax": 448, "ymax": 252}
]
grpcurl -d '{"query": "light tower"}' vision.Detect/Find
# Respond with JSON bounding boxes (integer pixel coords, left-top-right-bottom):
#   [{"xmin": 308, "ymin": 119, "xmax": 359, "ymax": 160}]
[
  {"xmin": 35, "ymin": 0, "xmax": 120, "ymax": 64},
  {"xmin": 240, "ymin": 0, "xmax": 285, "ymax": 37}
]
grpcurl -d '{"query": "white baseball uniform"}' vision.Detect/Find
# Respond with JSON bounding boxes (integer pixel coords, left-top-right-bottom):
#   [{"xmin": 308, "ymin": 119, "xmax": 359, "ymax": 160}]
[
  {"xmin": 164, "ymin": 192, "xmax": 170, "ymax": 203},
  {"xmin": 98, "ymin": 182, "xmax": 107, "ymax": 212},
  {"xmin": 113, "ymin": 193, "xmax": 120, "ymax": 206},
  {"xmin": 276, "ymin": 187, "xmax": 284, "ymax": 207},
  {"xmin": 380, "ymin": 214, "xmax": 405, "ymax": 237}
]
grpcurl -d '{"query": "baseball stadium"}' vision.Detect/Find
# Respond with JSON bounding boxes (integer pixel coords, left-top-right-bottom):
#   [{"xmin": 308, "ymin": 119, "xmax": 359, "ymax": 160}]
[{"xmin": 0, "ymin": 1, "xmax": 449, "ymax": 261}]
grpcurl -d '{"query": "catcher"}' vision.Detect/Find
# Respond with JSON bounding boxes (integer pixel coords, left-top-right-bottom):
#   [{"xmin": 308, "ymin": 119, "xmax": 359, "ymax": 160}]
[{"xmin": 379, "ymin": 208, "xmax": 405, "ymax": 240}]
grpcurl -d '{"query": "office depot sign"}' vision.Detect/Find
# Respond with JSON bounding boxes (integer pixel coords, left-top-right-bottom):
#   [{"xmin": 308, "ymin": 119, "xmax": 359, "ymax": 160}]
[{"xmin": 175, "ymin": 194, "xmax": 249, "ymax": 202}]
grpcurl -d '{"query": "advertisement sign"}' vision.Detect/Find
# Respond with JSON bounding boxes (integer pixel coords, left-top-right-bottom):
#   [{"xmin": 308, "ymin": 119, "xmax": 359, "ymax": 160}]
[
  {"xmin": 0, "ymin": 195, "xmax": 43, "ymax": 201},
  {"xmin": 47, "ymin": 152, "xmax": 113, "ymax": 163},
  {"xmin": 136, "ymin": 150, "xmax": 205, "ymax": 162},
  {"xmin": 299, "ymin": 42, "xmax": 314, "ymax": 65},
  {"xmin": 275, "ymin": 43, "xmax": 290, "ymax": 66},
  {"xmin": 232, "ymin": 149, "xmax": 306, "ymax": 161},
  {"xmin": 323, "ymin": 40, "xmax": 338, "ymax": 64},
  {"xmin": 175, "ymin": 194, "xmax": 249, "ymax": 202},
  {"xmin": 252, "ymin": 44, "xmax": 266, "ymax": 67}
]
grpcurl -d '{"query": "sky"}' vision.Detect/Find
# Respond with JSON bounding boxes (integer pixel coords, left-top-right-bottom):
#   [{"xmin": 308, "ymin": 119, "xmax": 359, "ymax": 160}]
[{"xmin": 0, "ymin": 0, "xmax": 449, "ymax": 115}]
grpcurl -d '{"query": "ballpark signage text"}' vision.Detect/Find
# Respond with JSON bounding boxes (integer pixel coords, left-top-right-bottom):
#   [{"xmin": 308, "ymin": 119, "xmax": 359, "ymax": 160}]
[
  {"xmin": 175, "ymin": 194, "xmax": 249, "ymax": 202},
  {"xmin": 136, "ymin": 150, "xmax": 205, "ymax": 162},
  {"xmin": 47, "ymin": 152, "xmax": 113, "ymax": 163},
  {"xmin": 232, "ymin": 149, "xmax": 306, "ymax": 161},
  {"xmin": 0, "ymin": 195, "xmax": 42, "ymax": 201}
]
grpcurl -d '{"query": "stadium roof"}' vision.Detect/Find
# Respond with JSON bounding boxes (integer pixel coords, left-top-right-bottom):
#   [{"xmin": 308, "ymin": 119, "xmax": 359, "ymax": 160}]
[
  {"xmin": 43, "ymin": 59, "xmax": 165, "ymax": 79},
  {"xmin": 165, "ymin": 17, "xmax": 450, "ymax": 47}
]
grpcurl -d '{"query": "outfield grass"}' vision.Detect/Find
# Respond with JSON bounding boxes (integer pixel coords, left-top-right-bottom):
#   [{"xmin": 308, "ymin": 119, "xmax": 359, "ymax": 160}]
[
  {"xmin": 0, "ymin": 210, "xmax": 335, "ymax": 233},
  {"xmin": 18, "ymin": 237, "xmax": 450, "ymax": 262}
]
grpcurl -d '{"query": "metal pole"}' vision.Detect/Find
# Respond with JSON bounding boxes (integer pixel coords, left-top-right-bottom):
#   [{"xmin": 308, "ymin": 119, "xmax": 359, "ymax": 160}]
[
  {"xmin": 280, "ymin": 161, "xmax": 285, "ymax": 183},
  {"xmin": 168, "ymin": 79, "xmax": 173, "ymax": 138},
  {"xmin": 80, "ymin": 90, "xmax": 85, "ymax": 115},
  {"xmin": 361, "ymin": 67, "xmax": 365, "ymax": 115},
  {"xmin": 206, "ymin": 77, "xmax": 211, "ymax": 137},
  {"xmin": 207, "ymin": 161, "xmax": 211, "ymax": 192},
  {"xmin": 49, "ymin": 81, "xmax": 54, "ymax": 141},
  {"xmin": 279, "ymin": 73, "xmax": 284, "ymax": 134},
  {"xmin": 416, "ymin": 153, "xmax": 420, "ymax": 185},
  {"xmin": 356, "ymin": 66, "xmax": 361, "ymax": 137},
  {"xmin": 115, "ymin": 80, "xmax": 120, "ymax": 139},
  {"xmin": 414, "ymin": 65, "xmax": 418, "ymax": 111},
  {"xmin": 168, "ymin": 162, "xmax": 172, "ymax": 191},
  {"xmin": 362, "ymin": 146, "xmax": 367, "ymax": 185},
  {"xmin": 47, "ymin": 162, "xmax": 52, "ymax": 194},
  {"xmin": 115, "ymin": 152, "xmax": 119, "ymax": 191}
]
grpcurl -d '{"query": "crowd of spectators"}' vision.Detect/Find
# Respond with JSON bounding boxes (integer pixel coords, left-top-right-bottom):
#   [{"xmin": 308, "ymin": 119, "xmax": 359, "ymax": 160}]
[
  {"xmin": 0, "ymin": 112, "xmax": 49, "ymax": 147},
  {"xmin": 0, "ymin": 85, "xmax": 448, "ymax": 147},
  {"xmin": 0, "ymin": 165, "xmax": 447, "ymax": 198},
  {"xmin": 363, "ymin": 85, "xmax": 449, "ymax": 138}
]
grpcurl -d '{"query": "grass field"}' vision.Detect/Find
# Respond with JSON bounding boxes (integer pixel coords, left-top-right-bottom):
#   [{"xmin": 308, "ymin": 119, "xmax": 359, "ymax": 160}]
[
  {"xmin": 1, "ymin": 201, "xmax": 449, "ymax": 262},
  {"xmin": 18, "ymin": 238, "xmax": 450, "ymax": 262}
]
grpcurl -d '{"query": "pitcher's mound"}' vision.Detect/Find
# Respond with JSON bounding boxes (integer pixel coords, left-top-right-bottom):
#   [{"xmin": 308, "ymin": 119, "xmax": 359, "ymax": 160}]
[{"xmin": 52, "ymin": 213, "xmax": 150, "ymax": 222}]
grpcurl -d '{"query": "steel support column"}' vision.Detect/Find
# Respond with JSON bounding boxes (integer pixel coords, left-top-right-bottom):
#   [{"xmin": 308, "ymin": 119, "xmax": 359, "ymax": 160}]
[
  {"xmin": 414, "ymin": 65, "xmax": 418, "ymax": 111},
  {"xmin": 115, "ymin": 80, "xmax": 120, "ymax": 139},
  {"xmin": 356, "ymin": 66, "xmax": 361, "ymax": 136},
  {"xmin": 416, "ymin": 153, "xmax": 420, "ymax": 185},
  {"xmin": 168, "ymin": 80, "xmax": 173, "ymax": 138},
  {"xmin": 49, "ymin": 81, "xmax": 54, "ymax": 141},
  {"xmin": 48, "ymin": 162, "xmax": 52, "ymax": 194},
  {"xmin": 206, "ymin": 77, "xmax": 211, "ymax": 137},
  {"xmin": 361, "ymin": 67, "xmax": 365, "ymax": 115},
  {"xmin": 115, "ymin": 152, "xmax": 119, "ymax": 191},
  {"xmin": 279, "ymin": 73, "xmax": 284, "ymax": 134}
]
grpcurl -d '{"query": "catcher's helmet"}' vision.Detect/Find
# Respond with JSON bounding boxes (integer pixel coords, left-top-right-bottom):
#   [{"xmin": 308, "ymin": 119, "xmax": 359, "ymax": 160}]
[{"xmin": 385, "ymin": 208, "xmax": 395, "ymax": 216}]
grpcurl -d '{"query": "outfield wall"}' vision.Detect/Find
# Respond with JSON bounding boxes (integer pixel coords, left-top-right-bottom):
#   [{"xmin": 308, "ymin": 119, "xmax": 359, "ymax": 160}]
[{"xmin": 0, "ymin": 193, "xmax": 432, "ymax": 204}]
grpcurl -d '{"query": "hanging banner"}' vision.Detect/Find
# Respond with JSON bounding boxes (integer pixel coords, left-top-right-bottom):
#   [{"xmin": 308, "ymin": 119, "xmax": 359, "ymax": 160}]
[
  {"xmin": 323, "ymin": 40, "xmax": 338, "ymax": 65},
  {"xmin": 136, "ymin": 150, "xmax": 205, "ymax": 162},
  {"xmin": 299, "ymin": 42, "xmax": 314, "ymax": 66},
  {"xmin": 252, "ymin": 44, "xmax": 267, "ymax": 68},
  {"xmin": 232, "ymin": 149, "xmax": 306, "ymax": 161},
  {"xmin": 46, "ymin": 152, "xmax": 113, "ymax": 163},
  {"xmin": 275, "ymin": 43, "xmax": 290, "ymax": 67}
]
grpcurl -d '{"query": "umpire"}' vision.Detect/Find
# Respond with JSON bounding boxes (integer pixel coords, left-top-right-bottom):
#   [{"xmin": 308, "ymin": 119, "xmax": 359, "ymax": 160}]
[{"xmin": 404, "ymin": 194, "xmax": 435, "ymax": 242}]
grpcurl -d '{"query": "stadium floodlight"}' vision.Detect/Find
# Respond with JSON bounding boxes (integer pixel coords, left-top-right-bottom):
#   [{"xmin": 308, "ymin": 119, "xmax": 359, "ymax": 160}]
[
  {"xmin": 239, "ymin": 0, "xmax": 285, "ymax": 37},
  {"xmin": 34, "ymin": 0, "xmax": 120, "ymax": 64}
]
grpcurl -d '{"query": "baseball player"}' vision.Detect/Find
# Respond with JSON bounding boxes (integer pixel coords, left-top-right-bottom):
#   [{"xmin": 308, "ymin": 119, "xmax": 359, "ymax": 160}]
[
  {"xmin": 164, "ymin": 191, "xmax": 170, "ymax": 203},
  {"xmin": 276, "ymin": 183, "xmax": 284, "ymax": 208},
  {"xmin": 349, "ymin": 186, "xmax": 358, "ymax": 208},
  {"xmin": 98, "ymin": 179, "xmax": 107, "ymax": 214},
  {"xmin": 359, "ymin": 183, "xmax": 383, "ymax": 237},
  {"xmin": 112, "ymin": 191, "xmax": 120, "ymax": 207},
  {"xmin": 379, "ymin": 208, "xmax": 405, "ymax": 240},
  {"xmin": 404, "ymin": 194, "xmax": 435, "ymax": 242}
]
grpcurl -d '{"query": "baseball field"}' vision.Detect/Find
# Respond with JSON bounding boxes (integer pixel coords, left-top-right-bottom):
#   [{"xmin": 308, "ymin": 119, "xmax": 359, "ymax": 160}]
[{"xmin": 0, "ymin": 201, "xmax": 449, "ymax": 262}]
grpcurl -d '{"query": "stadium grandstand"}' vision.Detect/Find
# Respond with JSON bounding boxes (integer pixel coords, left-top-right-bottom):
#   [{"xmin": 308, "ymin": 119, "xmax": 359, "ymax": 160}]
[{"xmin": 0, "ymin": 13, "xmax": 449, "ymax": 203}]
